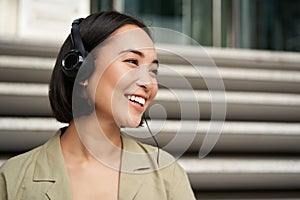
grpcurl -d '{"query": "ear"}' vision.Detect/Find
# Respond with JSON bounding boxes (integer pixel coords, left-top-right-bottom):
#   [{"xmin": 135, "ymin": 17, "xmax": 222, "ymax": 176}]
[
  {"xmin": 79, "ymin": 80, "xmax": 89, "ymax": 87},
  {"xmin": 78, "ymin": 79, "xmax": 89, "ymax": 99}
]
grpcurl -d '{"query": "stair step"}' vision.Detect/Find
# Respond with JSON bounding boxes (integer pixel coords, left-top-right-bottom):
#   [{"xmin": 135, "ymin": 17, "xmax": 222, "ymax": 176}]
[
  {"xmin": 0, "ymin": 82, "xmax": 51, "ymax": 116},
  {"xmin": 0, "ymin": 55, "xmax": 54, "ymax": 83},
  {"xmin": 124, "ymin": 120, "xmax": 300, "ymax": 153},
  {"xmin": 1, "ymin": 82, "xmax": 300, "ymax": 121},
  {"xmin": 1, "ymin": 151, "xmax": 299, "ymax": 191},
  {"xmin": 178, "ymin": 155, "xmax": 300, "ymax": 190},
  {"xmin": 1, "ymin": 39, "xmax": 299, "ymax": 70},
  {"xmin": 152, "ymin": 89, "xmax": 300, "ymax": 121},
  {"xmin": 159, "ymin": 64, "xmax": 300, "ymax": 93},
  {"xmin": 1, "ymin": 55, "xmax": 300, "ymax": 93},
  {"xmin": 157, "ymin": 44, "xmax": 300, "ymax": 70},
  {"xmin": 1, "ymin": 118, "xmax": 299, "ymax": 153},
  {"xmin": 0, "ymin": 38, "xmax": 59, "ymax": 57},
  {"xmin": 0, "ymin": 117, "xmax": 63, "ymax": 151},
  {"xmin": 194, "ymin": 191, "xmax": 300, "ymax": 200}
]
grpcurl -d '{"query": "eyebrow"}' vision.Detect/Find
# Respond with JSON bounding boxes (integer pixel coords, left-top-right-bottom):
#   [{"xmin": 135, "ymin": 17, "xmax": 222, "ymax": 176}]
[
  {"xmin": 120, "ymin": 49, "xmax": 145, "ymax": 57},
  {"xmin": 120, "ymin": 49, "xmax": 159, "ymax": 67}
]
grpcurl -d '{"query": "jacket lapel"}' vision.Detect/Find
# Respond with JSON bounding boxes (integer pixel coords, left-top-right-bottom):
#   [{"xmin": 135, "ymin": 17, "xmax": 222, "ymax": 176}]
[
  {"xmin": 119, "ymin": 135, "xmax": 158, "ymax": 200},
  {"xmin": 31, "ymin": 131, "xmax": 159, "ymax": 200},
  {"xmin": 33, "ymin": 131, "xmax": 72, "ymax": 200},
  {"xmin": 119, "ymin": 173, "xmax": 144, "ymax": 200}
]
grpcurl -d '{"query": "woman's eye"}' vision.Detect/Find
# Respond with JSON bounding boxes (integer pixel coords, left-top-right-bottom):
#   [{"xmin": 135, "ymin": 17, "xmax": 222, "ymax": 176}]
[
  {"xmin": 124, "ymin": 59, "xmax": 139, "ymax": 66},
  {"xmin": 150, "ymin": 69, "xmax": 158, "ymax": 76}
]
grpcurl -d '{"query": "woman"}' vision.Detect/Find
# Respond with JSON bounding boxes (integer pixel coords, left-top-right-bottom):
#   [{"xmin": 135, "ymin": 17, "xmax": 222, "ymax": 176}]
[{"xmin": 0, "ymin": 11, "xmax": 195, "ymax": 200}]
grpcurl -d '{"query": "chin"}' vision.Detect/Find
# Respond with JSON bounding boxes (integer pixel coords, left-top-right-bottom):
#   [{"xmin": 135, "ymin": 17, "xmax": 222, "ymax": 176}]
[{"xmin": 119, "ymin": 116, "xmax": 142, "ymax": 128}]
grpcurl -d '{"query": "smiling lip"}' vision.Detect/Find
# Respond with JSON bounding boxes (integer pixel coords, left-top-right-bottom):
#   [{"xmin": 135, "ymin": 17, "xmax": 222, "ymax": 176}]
[{"xmin": 125, "ymin": 94, "xmax": 147, "ymax": 112}]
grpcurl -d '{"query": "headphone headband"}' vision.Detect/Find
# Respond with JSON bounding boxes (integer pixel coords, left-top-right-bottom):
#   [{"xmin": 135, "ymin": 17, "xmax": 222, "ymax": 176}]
[
  {"xmin": 70, "ymin": 18, "xmax": 86, "ymax": 58},
  {"xmin": 61, "ymin": 18, "xmax": 90, "ymax": 80}
]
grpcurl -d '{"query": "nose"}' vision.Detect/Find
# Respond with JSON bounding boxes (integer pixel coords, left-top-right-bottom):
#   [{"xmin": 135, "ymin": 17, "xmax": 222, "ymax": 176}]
[
  {"xmin": 136, "ymin": 78, "xmax": 154, "ymax": 91},
  {"xmin": 136, "ymin": 74, "xmax": 156, "ymax": 91},
  {"xmin": 135, "ymin": 64, "xmax": 157, "ymax": 91}
]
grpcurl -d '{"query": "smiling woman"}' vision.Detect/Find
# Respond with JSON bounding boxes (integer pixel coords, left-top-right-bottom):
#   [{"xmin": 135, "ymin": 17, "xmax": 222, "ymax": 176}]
[{"xmin": 0, "ymin": 11, "xmax": 195, "ymax": 200}]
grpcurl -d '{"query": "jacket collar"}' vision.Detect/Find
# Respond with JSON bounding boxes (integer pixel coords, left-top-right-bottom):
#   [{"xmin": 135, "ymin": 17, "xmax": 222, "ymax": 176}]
[
  {"xmin": 119, "ymin": 134, "xmax": 159, "ymax": 199},
  {"xmin": 32, "ymin": 130, "xmax": 160, "ymax": 200},
  {"xmin": 120, "ymin": 134, "xmax": 158, "ymax": 172},
  {"xmin": 33, "ymin": 130, "xmax": 72, "ymax": 200}
]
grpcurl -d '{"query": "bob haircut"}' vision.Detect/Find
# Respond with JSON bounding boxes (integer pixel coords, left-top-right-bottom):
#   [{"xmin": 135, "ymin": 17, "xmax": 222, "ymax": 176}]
[{"xmin": 49, "ymin": 11, "xmax": 150, "ymax": 123}]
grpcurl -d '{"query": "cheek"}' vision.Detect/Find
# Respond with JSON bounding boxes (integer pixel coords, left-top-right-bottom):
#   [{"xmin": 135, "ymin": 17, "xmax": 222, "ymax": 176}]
[
  {"xmin": 99, "ymin": 63, "xmax": 127, "ymax": 89},
  {"xmin": 151, "ymin": 83, "xmax": 159, "ymax": 99},
  {"xmin": 95, "ymin": 64, "xmax": 132, "ymax": 104}
]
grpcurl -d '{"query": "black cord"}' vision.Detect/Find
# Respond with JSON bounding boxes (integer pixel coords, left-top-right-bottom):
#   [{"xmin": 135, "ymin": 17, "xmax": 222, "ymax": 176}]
[{"xmin": 143, "ymin": 116, "xmax": 160, "ymax": 166}]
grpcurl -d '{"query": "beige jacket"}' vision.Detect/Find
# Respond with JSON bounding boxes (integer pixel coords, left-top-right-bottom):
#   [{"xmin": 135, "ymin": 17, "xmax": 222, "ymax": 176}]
[{"xmin": 0, "ymin": 130, "xmax": 195, "ymax": 200}]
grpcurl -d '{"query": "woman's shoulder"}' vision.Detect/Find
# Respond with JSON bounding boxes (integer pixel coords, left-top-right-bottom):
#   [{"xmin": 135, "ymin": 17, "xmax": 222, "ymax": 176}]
[
  {"xmin": 0, "ymin": 130, "xmax": 71, "ymax": 200},
  {"xmin": 0, "ymin": 130, "xmax": 61, "ymax": 174},
  {"xmin": 0, "ymin": 145, "xmax": 42, "ymax": 174}
]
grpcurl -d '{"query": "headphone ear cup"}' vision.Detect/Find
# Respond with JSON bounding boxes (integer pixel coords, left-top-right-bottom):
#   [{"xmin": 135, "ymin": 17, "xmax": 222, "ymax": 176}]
[{"xmin": 61, "ymin": 50, "xmax": 84, "ymax": 79}]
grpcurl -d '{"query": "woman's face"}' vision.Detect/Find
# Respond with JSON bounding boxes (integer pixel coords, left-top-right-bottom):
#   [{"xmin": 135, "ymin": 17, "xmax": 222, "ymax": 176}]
[{"xmin": 87, "ymin": 25, "xmax": 158, "ymax": 128}]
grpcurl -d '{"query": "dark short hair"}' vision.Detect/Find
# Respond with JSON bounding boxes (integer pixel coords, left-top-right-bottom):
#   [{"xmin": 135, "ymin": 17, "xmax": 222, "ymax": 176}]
[{"xmin": 49, "ymin": 11, "xmax": 150, "ymax": 123}]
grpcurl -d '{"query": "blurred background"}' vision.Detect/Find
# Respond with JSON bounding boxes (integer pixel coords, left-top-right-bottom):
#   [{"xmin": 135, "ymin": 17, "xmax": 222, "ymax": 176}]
[{"xmin": 0, "ymin": 0, "xmax": 300, "ymax": 199}]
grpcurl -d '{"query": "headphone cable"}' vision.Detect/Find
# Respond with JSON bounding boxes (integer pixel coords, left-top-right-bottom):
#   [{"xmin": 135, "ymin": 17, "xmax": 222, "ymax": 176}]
[{"xmin": 143, "ymin": 116, "xmax": 160, "ymax": 166}]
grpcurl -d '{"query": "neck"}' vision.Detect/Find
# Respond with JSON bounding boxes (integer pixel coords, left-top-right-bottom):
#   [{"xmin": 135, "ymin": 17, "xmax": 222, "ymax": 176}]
[{"xmin": 60, "ymin": 113, "xmax": 122, "ymax": 169}]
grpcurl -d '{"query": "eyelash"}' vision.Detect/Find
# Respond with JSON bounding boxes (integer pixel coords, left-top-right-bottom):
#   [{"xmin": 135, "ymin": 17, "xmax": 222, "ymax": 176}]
[
  {"xmin": 124, "ymin": 59, "xmax": 158, "ymax": 76},
  {"xmin": 124, "ymin": 59, "xmax": 139, "ymax": 66}
]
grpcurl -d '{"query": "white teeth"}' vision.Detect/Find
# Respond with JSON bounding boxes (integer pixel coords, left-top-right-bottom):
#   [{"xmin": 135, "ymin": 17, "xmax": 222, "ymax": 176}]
[
  {"xmin": 127, "ymin": 95, "xmax": 146, "ymax": 106},
  {"xmin": 140, "ymin": 98, "xmax": 145, "ymax": 105}
]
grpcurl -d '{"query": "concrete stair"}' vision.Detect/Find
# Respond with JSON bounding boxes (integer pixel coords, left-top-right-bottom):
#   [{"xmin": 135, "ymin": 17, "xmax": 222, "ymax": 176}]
[{"xmin": 1, "ymin": 39, "xmax": 300, "ymax": 199}]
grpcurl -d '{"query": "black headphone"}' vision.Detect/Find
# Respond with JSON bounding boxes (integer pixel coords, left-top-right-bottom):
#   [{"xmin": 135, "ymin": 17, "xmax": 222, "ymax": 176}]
[{"xmin": 61, "ymin": 18, "xmax": 92, "ymax": 80}]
